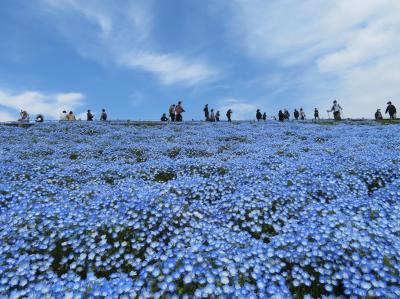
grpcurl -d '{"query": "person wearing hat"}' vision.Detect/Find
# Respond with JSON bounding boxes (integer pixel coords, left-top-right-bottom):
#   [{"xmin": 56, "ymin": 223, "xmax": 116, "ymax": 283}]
[
  {"xmin": 375, "ymin": 109, "xmax": 383, "ymax": 120},
  {"xmin": 385, "ymin": 101, "xmax": 397, "ymax": 119},
  {"xmin": 327, "ymin": 100, "xmax": 343, "ymax": 121}
]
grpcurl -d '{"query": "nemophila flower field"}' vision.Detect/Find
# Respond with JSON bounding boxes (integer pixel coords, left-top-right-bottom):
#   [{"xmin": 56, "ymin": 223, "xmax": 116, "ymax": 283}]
[{"xmin": 0, "ymin": 121, "xmax": 399, "ymax": 298}]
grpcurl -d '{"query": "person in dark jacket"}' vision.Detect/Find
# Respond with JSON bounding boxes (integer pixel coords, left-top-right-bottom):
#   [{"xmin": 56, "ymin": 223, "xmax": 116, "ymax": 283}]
[
  {"xmin": 203, "ymin": 104, "xmax": 209, "ymax": 121},
  {"xmin": 262, "ymin": 112, "xmax": 267, "ymax": 121},
  {"xmin": 278, "ymin": 110, "xmax": 285, "ymax": 122},
  {"xmin": 385, "ymin": 101, "xmax": 397, "ymax": 119},
  {"xmin": 375, "ymin": 109, "xmax": 383, "ymax": 120},
  {"xmin": 256, "ymin": 109, "xmax": 262, "ymax": 121},
  {"xmin": 100, "ymin": 109, "xmax": 107, "ymax": 121},
  {"xmin": 35, "ymin": 114, "xmax": 44, "ymax": 123},
  {"xmin": 294, "ymin": 109, "xmax": 299, "ymax": 120},
  {"xmin": 314, "ymin": 108, "xmax": 320, "ymax": 120},
  {"xmin": 226, "ymin": 109, "xmax": 232, "ymax": 122},
  {"xmin": 87, "ymin": 110, "xmax": 94, "ymax": 121},
  {"xmin": 284, "ymin": 109, "xmax": 290, "ymax": 120},
  {"xmin": 161, "ymin": 113, "xmax": 168, "ymax": 121}
]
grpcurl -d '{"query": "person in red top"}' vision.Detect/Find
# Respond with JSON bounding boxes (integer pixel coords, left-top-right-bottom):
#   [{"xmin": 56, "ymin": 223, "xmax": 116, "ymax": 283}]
[{"xmin": 175, "ymin": 101, "xmax": 185, "ymax": 122}]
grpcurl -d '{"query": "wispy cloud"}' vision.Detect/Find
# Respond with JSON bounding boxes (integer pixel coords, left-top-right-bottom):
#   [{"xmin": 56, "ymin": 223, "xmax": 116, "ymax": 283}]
[
  {"xmin": 0, "ymin": 89, "xmax": 85, "ymax": 121},
  {"xmin": 229, "ymin": 0, "xmax": 400, "ymax": 117},
  {"xmin": 39, "ymin": 0, "xmax": 219, "ymax": 86}
]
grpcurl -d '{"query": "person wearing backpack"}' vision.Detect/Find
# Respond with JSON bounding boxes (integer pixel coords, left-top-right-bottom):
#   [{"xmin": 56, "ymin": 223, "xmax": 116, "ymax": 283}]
[
  {"xmin": 256, "ymin": 109, "xmax": 262, "ymax": 121},
  {"xmin": 175, "ymin": 101, "xmax": 185, "ymax": 122},
  {"xmin": 226, "ymin": 109, "xmax": 232, "ymax": 122},
  {"xmin": 169, "ymin": 104, "xmax": 176, "ymax": 122},
  {"xmin": 203, "ymin": 104, "xmax": 209, "ymax": 121},
  {"xmin": 385, "ymin": 101, "xmax": 397, "ymax": 119},
  {"xmin": 294, "ymin": 109, "xmax": 299, "ymax": 120}
]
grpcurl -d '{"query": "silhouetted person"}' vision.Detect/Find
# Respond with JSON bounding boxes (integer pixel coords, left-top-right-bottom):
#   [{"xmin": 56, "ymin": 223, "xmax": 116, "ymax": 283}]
[
  {"xmin": 256, "ymin": 109, "xmax": 262, "ymax": 121},
  {"xmin": 262, "ymin": 112, "xmax": 267, "ymax": 121},
  {"xmin": 375, "ymin": 109, "xmax": 383, "ymax": 120},
  {"xmin": 283, "ymin": 109, "xmax": 289, "ymax": 120},
  {"xmin": 100, "ymin": 109, "xmax": 107, "ymax": 121},
  {"xmin": 300, "ymin": 108, "xmax": 306, "ymax": 120},
  {"xmin": 175, "ymin": 101, "xmax": 185, "ymax": 122},
  {"xmin": 169, "ymin": 104, "xmax": 175, "ymax": 122},
  {"xmin": 327, "ymin": 100, "xmax": 343, "ymax": 121},
  {"xmin": 215, "ymin": 111, "xmax": 220, "ymax": 122},
  {"xmin": 87, "ymin": 110, "xmax": 94, "ymax": 121},
  {"xmin": 385, "ymin": 101, "xmax": 397, "ymax": 119},
  {"xmin": 203, "ymin": 104, "xmax": 209, "ymax": 121},
  {"xmin": 226, "ymin": 109, "xmax": 232, "ymax": 122},
  {"xmin": 314, "ymin": 108, "xmax": 320, "ymax": 120},
  {"xmin": 161, "ymin": 113, "xmax": 168, "ymax": 121},
  {"xmin": 35, "ymin": 114, "xmax": 44, "ymax": 123},
  {"xmin": 294, "ymin": 109, "xmax": 299, "ymax": 120},
  {"xmin": 278, "ymin": 110, "xmax": 285, "ymax": 122}
]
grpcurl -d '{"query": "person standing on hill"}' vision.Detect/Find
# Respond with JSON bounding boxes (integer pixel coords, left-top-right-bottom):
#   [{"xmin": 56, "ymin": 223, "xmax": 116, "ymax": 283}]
[
  {"xmin": 66, "ymin": 111, "xmax": 76, "ymax": 121},
  {"xmin": 169, "ymin": 104, "xmax": 176, "ymax": 122},
  {"xmin": 209, "ymin": 109, "xmax": 215, "ymax": 122},
  {"xmin": 262, "ymin": 112, "xmax": 267, "ymax": 121},
  {"xmin": 100, "ymin": 109, "xmax": 107, "ymax": 121},
  {"xmin": 215, "ymin": 111, "xmax": 220, "ymax": 122},
  {"xmin": 300, "ymin": 108, "xmax": 306, "ymax": 120},
  {"xmin": 385, "ymin": 101, "xmax": 397, "ymax": 119},
  {"xmin": 327, "ymin": 100, "xmax": 343, "ymax": 121},
  {"xmin": 203, "ymin": 104, "xmax": 209, "ymax": 121},
  {"xmin": 87, "ymin": 110, "xmax": 94, "ymax": 121},
  {"xmin": 294, "ymin": 109, "xmax": 299, "ymax": 120},
  {"xmin": 375, "ymin": 109, "xmax": 383, "ymax": 120},
  {"xmin": 314, "ymin": 108, "xmax": 320, "ymax": 120},
  {"xmin": 256, "ymin": 109, "xmax": 262, "ymax": 121},
  {"xmin": 226, "ymin": 109, "xmax": 232, "ymax": 122},
  {"xmin": 278, "ymin": 110, "xmax": 285, "ymax": 122},
  {"xmin": 284, "ymin": 109, "xmax": 290, "ymax": 120},
  {"xmin": 60, "ymin": 110, "xmax": 68, "ymax": 121},
  {"xmin": 175, "ymin": 101, "xmax": 185, "ymax": 122}
]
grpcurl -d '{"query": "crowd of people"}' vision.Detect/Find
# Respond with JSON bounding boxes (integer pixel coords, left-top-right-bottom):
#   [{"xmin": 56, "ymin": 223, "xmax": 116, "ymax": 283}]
[{"xmin": 14, "ymin": 100, "xmax": 398, "ymax": 124}]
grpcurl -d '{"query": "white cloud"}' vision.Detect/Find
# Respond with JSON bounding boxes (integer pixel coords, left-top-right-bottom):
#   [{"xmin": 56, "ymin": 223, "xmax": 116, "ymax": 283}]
[
  {"xmin": 39, "ymin": 0, "xmax": 218, "ymax": 86},
  {"xmin": 229, "ymin": 0, "xmax": 400, "ymax": 118},
  {"xmin": 0, "ymin": 89, "xmax": 85, "ymax": 121},
  {"xmin": 216, "ymin": 98, "xmax": 258, "ymax": 120}
]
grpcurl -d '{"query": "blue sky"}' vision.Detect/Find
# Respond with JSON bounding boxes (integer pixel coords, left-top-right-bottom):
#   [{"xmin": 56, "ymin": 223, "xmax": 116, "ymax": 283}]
[{"xmin": 0, "ymin": 0, "xmax": 399, "ymax": 121}]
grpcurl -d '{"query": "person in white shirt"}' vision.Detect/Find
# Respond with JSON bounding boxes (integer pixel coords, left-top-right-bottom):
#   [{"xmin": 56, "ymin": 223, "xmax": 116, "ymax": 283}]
[
  {"xmin": 59, "ymin": 110, "xmax": 68, "ymax": 121},
  {"xmin": 327, "ymin": 100, "xmax": 343, "ymax": 121},
  {"xmin": 209, "ymin": 109, "xmax": 215, "ymax": 122},
  {"xmin": 300, "ymin": 108, "xmax": 306, "ymax": 120}
]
